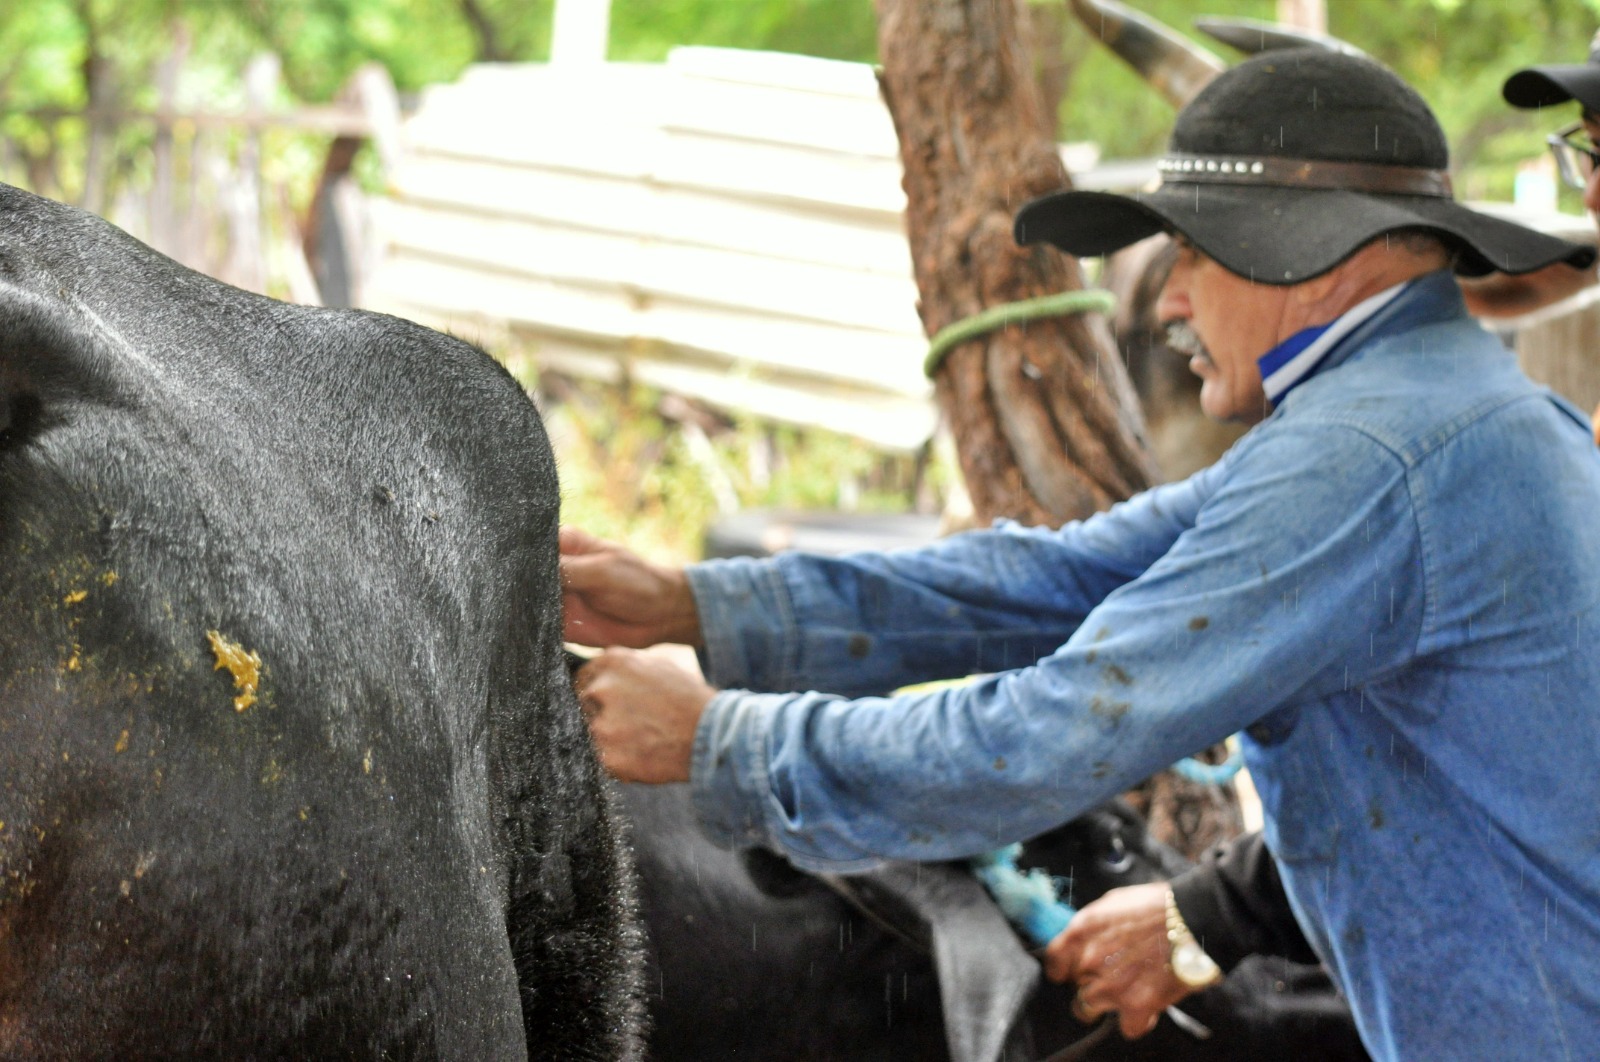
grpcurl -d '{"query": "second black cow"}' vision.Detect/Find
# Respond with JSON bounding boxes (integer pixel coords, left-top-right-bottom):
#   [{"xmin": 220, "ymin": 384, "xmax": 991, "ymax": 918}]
[{"xmin": 625, "ymin": 784, "xmax": 1366, "ymax": 1062}]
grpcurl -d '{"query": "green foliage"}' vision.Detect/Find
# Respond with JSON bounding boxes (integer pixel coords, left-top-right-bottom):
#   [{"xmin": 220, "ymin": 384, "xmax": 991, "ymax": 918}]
[
  {"xmin": 7, "ymin": 0, "xmax": 1596, "ymax": 197},
  {"xmin": 228, "ymin": 0, "xmax": 556, "ymax": 98},
  {"xmin": 1333, "ymin": 0, "xmax": 1600, "ymax": 204},
  {"xmin": 513, "ymin": 364, "xmax": 951, "ymax": 565},
  {"xmin": 0, "ymin": 3, "xmax": 85, "ymax": 107},
  {"xmin": 0, "ymin": 0, "xmax": 871, "ymax": 112},
  {"xmin": 1054, "ymin": 0, "xmax": 1277, "ymax": 158},
  {"xmin": 608, "ymin": 0, "xmax": 878, "ymax": 63}
]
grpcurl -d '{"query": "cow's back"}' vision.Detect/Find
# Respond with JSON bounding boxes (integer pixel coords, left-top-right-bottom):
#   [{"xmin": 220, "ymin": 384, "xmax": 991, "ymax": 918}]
[{"xmin": 0, "ymin": 183, "xmax": 642, "ymax": 1058}]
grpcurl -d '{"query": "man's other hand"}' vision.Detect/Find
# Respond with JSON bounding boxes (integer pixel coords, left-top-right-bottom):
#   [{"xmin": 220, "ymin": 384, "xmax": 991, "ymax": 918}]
[
  {"xmin": 1043, "ymin": 881, "xmax": 1199, "ymax": 1039},
  {"xmin": 575, "ymin": 647, "xmax": 715, "ymax": 783},
  {"xmin": 559, "ymin": 526, "xmax": 703, "ymax": 649}
]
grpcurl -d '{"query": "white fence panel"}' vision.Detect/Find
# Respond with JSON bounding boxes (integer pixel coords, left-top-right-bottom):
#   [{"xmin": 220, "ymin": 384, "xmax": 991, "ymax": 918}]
[{"xmin": 365, "ymin": 47, "xmax": 938, "ymax": 450}]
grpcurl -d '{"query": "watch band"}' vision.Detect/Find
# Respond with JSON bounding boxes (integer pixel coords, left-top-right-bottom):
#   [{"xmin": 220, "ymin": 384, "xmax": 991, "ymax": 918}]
[{"xmin": 1164, "ymin": 885, "xmax": 1223, "ymax": 989}]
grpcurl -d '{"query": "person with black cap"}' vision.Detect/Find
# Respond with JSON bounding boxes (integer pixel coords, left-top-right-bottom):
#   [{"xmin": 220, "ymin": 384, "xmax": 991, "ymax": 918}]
[
  {"xmin": 1501, "ymin": 30, "xmax": 1600, "ymax": 429},
  {"xmin": 1428, "ymin": 31, "xmax": 1600, "ymax": 320},
  {"xmin": 1505, "ymin": 30, "xmax": 1600, "ymax": 217},
  {"xmin": 562, "ymin": 49, "xmax": 1600, "ymax": 1062}
]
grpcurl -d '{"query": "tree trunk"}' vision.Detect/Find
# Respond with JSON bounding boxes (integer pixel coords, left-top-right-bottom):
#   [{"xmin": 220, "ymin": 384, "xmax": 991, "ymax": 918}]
[
  {"xmin": 874, "ymin": 0, "xmax": 1239, "ymax": 858},
  {"xmin": 458, "ymin": 0, "xmax": 510, "ymax": 62},
  {"xmin": 875, "ymin": 0, "xmax": 1154, "ymax": 527}
]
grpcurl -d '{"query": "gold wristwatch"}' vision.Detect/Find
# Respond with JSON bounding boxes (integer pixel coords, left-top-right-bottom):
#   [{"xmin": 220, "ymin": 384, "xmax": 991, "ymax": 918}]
[{"xmin": 1164, "ymin": 886, "xmax": 1223, "ymax": 989}]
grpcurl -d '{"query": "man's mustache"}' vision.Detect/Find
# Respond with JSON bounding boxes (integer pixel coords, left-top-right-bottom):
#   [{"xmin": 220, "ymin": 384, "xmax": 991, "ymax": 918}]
[{"xmin": 1165, "ymin": 320, "xmax": 1211, "ymax": 364}]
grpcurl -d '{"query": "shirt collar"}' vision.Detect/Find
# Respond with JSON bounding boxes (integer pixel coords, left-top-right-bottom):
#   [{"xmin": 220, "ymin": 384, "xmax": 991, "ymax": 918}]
[{"xmin": 1257, "ymin": 279, "xmax": 1413, "ymax": 407}]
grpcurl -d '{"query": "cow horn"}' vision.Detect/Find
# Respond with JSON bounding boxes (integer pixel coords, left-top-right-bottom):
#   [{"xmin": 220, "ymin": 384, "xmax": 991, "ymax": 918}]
[
  {"xmin": 1193, "ymin": 16, "xmax": 1369, "ymax": 59},
  {"xmin": 1067, "ymin": 0, "xmax": 1226, "ymax": 108}
]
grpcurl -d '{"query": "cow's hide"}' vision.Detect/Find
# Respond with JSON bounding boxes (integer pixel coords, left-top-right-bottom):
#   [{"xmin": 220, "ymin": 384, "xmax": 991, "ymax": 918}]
[
  {"xmin": 0, "ymin": 183, "xmax": 644, "ymax": 1059},
  {"xmin": 625, "ymin": 783, "xmax": 1367, "ymax": 1062}
]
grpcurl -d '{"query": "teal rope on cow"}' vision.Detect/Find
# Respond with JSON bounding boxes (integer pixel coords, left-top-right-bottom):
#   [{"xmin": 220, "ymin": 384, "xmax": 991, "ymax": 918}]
[
  {"xmin": 1173, "ymin": 739, "xmax": 1245, "ymax": 786},
  {"xmin": 970, "ymin": 845, "xmax": 1216, "ymax": 1041},
  {"xmin": 972, "ymin": 739, "xmax": 1244, "ymax": 947},
  {"xmin": 924, "ymin": 289, "xmax": 1117, "ymax": 378},
  {"xmin": 969, "ymin": 844, "xmax": 1075, "ymax": 949}
]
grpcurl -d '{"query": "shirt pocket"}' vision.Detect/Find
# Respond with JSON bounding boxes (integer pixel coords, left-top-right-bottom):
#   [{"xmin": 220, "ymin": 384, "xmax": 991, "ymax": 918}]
[{"xmin": 1245, "ymin": 705, "xmax": 1341, "ymax": 865}]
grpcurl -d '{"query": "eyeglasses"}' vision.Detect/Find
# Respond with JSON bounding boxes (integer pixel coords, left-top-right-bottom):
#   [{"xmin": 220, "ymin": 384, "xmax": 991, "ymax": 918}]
[{"xmin": 1547, "ymin": 121, "xmax": 1600, "ymax": 189}]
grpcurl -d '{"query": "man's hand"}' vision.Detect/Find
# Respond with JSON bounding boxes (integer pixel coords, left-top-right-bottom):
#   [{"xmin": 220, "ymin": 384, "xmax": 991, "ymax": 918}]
[
  {"xmin": 560, "ymin": 526, "xmax": 703, "ymax": 649},
  {"xmin": 575, "ymin": 648, "xmax": 716, "ymax": 783},
  {"xmin": 1042, "ymin": 882, "xmax": 1199, "ymax": 1039}
]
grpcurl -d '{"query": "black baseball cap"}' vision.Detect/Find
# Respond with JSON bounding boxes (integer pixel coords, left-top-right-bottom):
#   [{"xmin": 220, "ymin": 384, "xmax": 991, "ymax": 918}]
[{"xmin": 1503, "ymin": 32, "xmax": 1600, "ymax": 111}]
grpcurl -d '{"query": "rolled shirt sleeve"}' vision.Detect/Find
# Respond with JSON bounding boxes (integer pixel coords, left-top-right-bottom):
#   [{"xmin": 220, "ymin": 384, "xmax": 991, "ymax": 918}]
[
  {"xmin": 688, "ymin": 420, "xmax": 1425, "ymax": 873},
  {"xmin": 689, "ymin": 469, "xmax": 1218, "ymax": 698}
]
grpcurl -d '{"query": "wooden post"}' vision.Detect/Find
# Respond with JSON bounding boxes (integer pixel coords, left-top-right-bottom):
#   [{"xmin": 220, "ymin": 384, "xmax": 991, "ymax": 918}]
[
  {"xmin": 150, "ymin": 24, "xmax": 190, "ymax": 261},
  {"xmin": 77, "ymin": 7, "xmax": 114, "ymax": 215},
  {"xmin": 551, "ymin": 0, "xmax": 612, "ymax": 64},
  {"xmin": 1276, "ymin": 0, "xmax": 1327, "ymax": 33},
  {"xmin": 303, "ymin": 63, "xmax": 399, "ymax": 308},
  {"xmin": 221, "ymin": 54, "xmax": 279, "ymax": 294},
  {"xmin": 184, "ymin": 123, "xmax": 209, "ymax": 277}
]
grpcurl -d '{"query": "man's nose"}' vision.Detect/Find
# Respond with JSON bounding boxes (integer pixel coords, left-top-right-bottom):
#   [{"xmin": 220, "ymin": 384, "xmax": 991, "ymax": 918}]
[
  {"xmin": 1155, "ymin": 275, "xmax": 1189, "ymax": 324},
  {"xmin": 1585, "ymin": 163, "xmax": 1600, "ymax": 217}
]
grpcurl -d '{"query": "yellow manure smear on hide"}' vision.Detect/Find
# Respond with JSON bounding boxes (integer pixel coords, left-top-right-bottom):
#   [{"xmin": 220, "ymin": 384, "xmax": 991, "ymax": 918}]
[{"xmin": 206, "ymin": 630, "xmax": 262, "ymax": 712}]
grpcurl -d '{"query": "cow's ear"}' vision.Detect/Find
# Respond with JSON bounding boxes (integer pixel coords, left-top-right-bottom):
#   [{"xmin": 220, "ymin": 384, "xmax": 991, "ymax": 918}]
[
  {"xmin": 0, "ymin": 355, "xmax": 47, "ymax": 448},
  {"xmin": 0, "ymin": 252, "xmax": 123, "ymax": 446}
]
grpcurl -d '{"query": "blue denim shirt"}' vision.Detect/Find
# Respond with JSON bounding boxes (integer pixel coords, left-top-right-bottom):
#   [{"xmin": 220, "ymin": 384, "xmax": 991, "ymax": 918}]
[{"xmin": 685, "ymin": 272, "xmax": 1600, "ymax": 1061}]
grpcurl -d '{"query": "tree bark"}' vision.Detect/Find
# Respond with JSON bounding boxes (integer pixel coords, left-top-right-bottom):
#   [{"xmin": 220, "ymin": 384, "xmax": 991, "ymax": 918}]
[
  {"xmin": 875, "ymin": 0, "xmax": 1155, "ymax": 527},
  {"xmin": 874, "ymin": 0, "xmax": 1239, "ymax": 858}
]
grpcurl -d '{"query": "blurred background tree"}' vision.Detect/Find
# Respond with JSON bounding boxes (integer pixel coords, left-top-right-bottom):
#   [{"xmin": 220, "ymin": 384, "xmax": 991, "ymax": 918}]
[{"xmin": 5, "ymin": 1, "xmax": 1598, "ymax": 204}]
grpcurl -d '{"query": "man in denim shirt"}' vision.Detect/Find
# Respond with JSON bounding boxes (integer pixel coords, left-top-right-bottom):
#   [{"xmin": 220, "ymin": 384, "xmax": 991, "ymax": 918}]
[
  {"xmin": 1046, "ymin": 38, "xmax": 1600, "ymax": 1048},
  {"xmin": 565, "ymin": 52, "xmax": 1600, "ymax": 1061}
]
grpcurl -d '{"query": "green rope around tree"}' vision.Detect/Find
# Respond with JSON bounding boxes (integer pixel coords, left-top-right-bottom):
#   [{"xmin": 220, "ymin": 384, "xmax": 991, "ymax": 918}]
[{"xmin": 923, "ymin": 289, "xmax": 1117, "ymax": 379}]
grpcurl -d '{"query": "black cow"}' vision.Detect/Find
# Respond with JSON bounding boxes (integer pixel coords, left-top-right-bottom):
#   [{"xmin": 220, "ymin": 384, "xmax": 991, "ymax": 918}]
[
  {"xmin": 624, "ymin": 783, "xmax": 1366, "ymax": 1062},
  {"xmin": 0, "ymin": 183, "xmax": 643, "ymax": 1058}
]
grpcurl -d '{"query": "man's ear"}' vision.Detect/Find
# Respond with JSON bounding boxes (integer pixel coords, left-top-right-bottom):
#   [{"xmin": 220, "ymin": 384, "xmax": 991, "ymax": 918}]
[
  {"xmin": 1287, "ymin": 262, "xmax": 1347, "ymax": 307},
  {"xmin": 1289, "ymin": 241, "xmax": 1417, "ymax": 317}
]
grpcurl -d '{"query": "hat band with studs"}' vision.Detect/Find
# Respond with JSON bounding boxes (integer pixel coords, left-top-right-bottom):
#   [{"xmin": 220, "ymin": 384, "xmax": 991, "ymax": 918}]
[{"xmin": 1157, "ymin": 153, "xmax": 1454, "ymax": 198}]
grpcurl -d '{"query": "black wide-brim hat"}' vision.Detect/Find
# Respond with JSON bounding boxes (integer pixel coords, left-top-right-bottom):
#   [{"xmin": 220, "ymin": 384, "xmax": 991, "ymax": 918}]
[{"xmin": 1017, "ymin": 49, "xmax": 1596, "ymax": 284}]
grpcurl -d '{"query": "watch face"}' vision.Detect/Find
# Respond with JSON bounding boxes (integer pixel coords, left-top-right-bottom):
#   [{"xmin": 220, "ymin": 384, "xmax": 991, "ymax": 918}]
[{"xmin": 1171, "ymin": 940, "xmax": 1219, "ymax": 987}]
